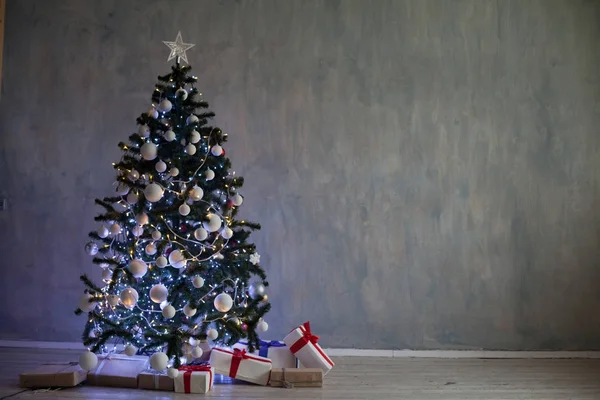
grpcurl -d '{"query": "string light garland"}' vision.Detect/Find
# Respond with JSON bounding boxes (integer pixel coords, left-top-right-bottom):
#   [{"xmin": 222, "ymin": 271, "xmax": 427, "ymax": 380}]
[{"xmin": 76, "ymin": 33, "xmax": 270, "ymax": 369}]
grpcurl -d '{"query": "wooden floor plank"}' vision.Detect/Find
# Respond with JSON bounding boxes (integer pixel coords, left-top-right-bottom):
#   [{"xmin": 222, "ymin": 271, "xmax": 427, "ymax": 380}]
[{"xmin": 2, "ymin": 347, "xmax": 600, "ymax": 399}]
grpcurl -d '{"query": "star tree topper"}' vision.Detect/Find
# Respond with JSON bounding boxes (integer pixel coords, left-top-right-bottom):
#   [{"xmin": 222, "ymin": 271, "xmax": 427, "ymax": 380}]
[{"xmin": 163, "ymin": 31, "xmax": 195, "ymax": 64}]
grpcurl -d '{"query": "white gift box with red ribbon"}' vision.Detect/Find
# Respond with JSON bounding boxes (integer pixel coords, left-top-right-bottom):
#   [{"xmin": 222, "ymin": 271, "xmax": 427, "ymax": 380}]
[
  {"xmin": 283, "ymin": 321, "xmax": 334, "ymax": 375},
  {"xmin": 174, "ymin": 364, "xmax": 214, "ymax": 394},
  {"xmin": 232, "ymin": 340, "xmax": 297, "ymax": 369},
  {"xmin": 209, "ymin": 347, "xmax": 272, "ymax": 386}
]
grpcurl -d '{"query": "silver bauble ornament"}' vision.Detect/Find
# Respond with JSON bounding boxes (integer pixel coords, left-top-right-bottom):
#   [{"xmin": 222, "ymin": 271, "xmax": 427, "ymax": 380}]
[
  {"xmin": 85, "ymin": 242, "xmax": 99, "ymax": 256},
  {"xmin": 140, "ymin": 142, "xmax": 158, "ymax": 160},
  {"xmin": 176, "ymin": 88, "xmax": 188, "ymax": 100},
  {"xmin": 164, "ymin": 130, "xmax": 176, "ymax": 142},
  {"xmin": 97, "ymin": 225, "xmax": 109, "ymax": 238},
  {"xmin": 248, "ymin": 282, "xmax": 266, "ymax": 299},
  {"xmin": 159, "ymin": 99, "xmax": 172, "ymax": 113}
]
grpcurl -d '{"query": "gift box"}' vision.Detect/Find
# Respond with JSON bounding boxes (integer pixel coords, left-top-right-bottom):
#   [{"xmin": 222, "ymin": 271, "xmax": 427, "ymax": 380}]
[
  {"xmin": 269, "ymin": 368, "xmax": 323, "ymax": 388},
  {"xmin": 87, "ymin": 354, "xmax": 148, "ymax": 388},
  {"xmin": 19, "ymin": 362, "xmax": 87, "ymax": 388},
  {"xmin": 233, "ymin": 340, "xmax": 297, "ymax": 369},
  {"xmin": 174, "ymin": 364, "xmax": 214, "ymax": 393},
  {"xmin": 138, "ymin": 370, "xmax": 174, "ymax": 391},
  {"xmin": 210, "ymin": 347, "xmax": 272, "ymax": 386},
  {"xmin": 283, "ymin": 321, "xmax": 334, "ymax": 375}
]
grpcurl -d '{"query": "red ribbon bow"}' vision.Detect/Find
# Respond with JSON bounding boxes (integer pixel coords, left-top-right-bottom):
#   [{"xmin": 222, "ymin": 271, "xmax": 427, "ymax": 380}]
[
  {"xmin": 289, "ymin": 321, "xmax": 319, "ymax": 353},
  {"xmin": 229, "ymin": 348, "xmax": 250, "ymax": 378},
  {"xmin": 178, "ymin": 364, "xmax": 213, "ymax": 392}
]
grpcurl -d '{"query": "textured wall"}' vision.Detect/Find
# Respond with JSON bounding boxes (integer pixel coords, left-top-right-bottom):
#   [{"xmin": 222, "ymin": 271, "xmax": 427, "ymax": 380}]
[{"xmin": 1, "ymin": 0, "xmax": 600, "ymax": 350}]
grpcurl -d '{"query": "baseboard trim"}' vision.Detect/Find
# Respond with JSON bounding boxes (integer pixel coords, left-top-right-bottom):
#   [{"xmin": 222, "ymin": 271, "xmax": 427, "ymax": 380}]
[{"xmin": 1, "ymin": 340, "xmax": 600, "ymax": 359}]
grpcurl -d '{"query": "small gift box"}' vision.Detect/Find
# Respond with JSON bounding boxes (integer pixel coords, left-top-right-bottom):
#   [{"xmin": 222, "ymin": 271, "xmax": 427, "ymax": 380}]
[
  {"xmin": 87, "ymin": 354, "xmax": 148, "ymax": 388},
  {"xmin": 283, "ymin": 321, "xmax": 334, "ymax": 375},
  {"xmin": 233, "ymin": 339, "xmax": 297, "ymax": 369},
  {"xmin": 210, "ymin": 347, "xmax": 272, "ymax": 386},
  {"xmin": 138, "ymin": 370, "xmax": 174, "ymax": 391},
  {"xmin": 174, "ymin": 364, "xmax": 214, "ymax": 394},
  {"xmin": 19, "ymin": 362, "xmax": 87, "ymax": 388},
  {"xmin": 269, "ymin": 368, "xmax": 323, "ymax": 388}
]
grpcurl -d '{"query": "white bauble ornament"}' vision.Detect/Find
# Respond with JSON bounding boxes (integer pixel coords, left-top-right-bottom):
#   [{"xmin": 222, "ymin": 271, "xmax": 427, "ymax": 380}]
[
  {"xmin": 185, "ymin": 143, "xmax": 197, "ymax": 155},
  {"xmin": 148, "ymin": 107, "xmax": 159, "ymax": 119},
  {"xmin": 168, "ymin": 250, "xmax": 186, "ymax": 269},
  {"xmin": 149, "ymin": 284, "xmax": 168, "ymax": 303},
  {"xmin": 194, "ymin": 227, "xmax": 208, "ymax": 241},
  {"xmin": 128, "ymin": 169, "xmax": 140, "ymax": 181},
  {"xmin": 152, "ymin": 230, "xmax": 162, "ymax": 240},
  {"xmin": 155, "ymin": 160, "xmax": 167, "ymax": 173},
  {"xmin": 188, "ymin": 337, "xmax": 198, "ymax": 346},
  {"xmin": 186, "ymin": 115, "xmax": 199, "ymax": 125},
  {"xmin": 214, "ymin": 293, "xmax": 233, "ymax": 313},
  {"xmin": 145, "ymin": 243, "xmax": 157, "ymax": 255},
  {"xmin": 140, "ymin": 142, "xmax": 158, "ymax": 160},
  {"xmin": 256, "ymin": 321, "xmax": 269, "ymax": 333},
  {"xmin": 167, "ymin": 368, "xmax": 179, "ymax": 379},
  {"xmin": 183, "ymin": 303, "xmax": 197, "ymax": 317},
  {"xmin": 116, "ymin": 182, "xmax": 130, "ymax": 196},
  {"xmin": 221, "ymin": 227, "xmax": 233, "ymax": 239},
  {"xmin": 192, "ymin": 276, "xmax": 204, "ymax": 288},
  {"xmin": 175, "ymin": 88, "xmax": 188, "ymax": 100},
  {"xmin": 109, "ymin": 223, "xmax": 121, "ymax": 235},
  {"xmin": 169, "ymin": 167, "xmax": 179, "ymax": 177},
  {"xmin": 179, "ymin": 204, "xmax": 191, "ymax": 216},
  {"xmin": 206, "ymin": 328, "xmax": 218, "ymax": 340},
  {"xmin": 98, "ymin": 225, "xmax": 109, "ymax": 238},
  {"xmin": 144, "ymin": 183, "xmax": 164, "ymax": 202},
  {"xmin": 124, "ymin": 344, "xmax": 137, "ymax": 357},
  {"xmin": 205, "ymin": 169, "xmax": 215, "ymax": 180},
  {"xmin": 159, "ymin": 99, "xmax": 172, "ymax": 113},
  {"xmin": 126, "ymin": 191, "xmax": 139, "ymax": 204},
  {"xmin": 135, "ymin": 212, "xmax": 148, "ymax": 225},
  {"xmin": 120, "ymin": 287, "xmax": 138, "ymax": 309},
  {"xmin": 203, "ymin": 214, "xmax": 222, "ymax": 232},
  {"xmin": 84, "ymin": 242, "xmax": 99, "ymax": 256},
  {"xmin": 107, "ymin": 294, "xmax": 119, "ymax": 306},
  {"xmin": 190, "ymin": 186, "xmax": 203, "ymax": 201},
  {"xmin": 78, "ymin": 293, "xmax": 97, "ymax": 312},
  {"xmin": 131, "ymin": 225, "xmax": 143, "ymax": 237},
  {"xmin": 162, "ymin": 304, "xmax": 176, "ymax": 319},
  {"xmin": 138, "ymin": 124, "xmax": 150, "ymax": 138},
  {"xmin": 189, "ymin": 130, "xmax": 200, "ymax": 144},
  {"xmin": 210, "ymin": 144, "xmax": 223, "ymax": 156},
  {"xmin": 231, "ymin": 193, "xmax": 243, "ymax": 206},
  {"xmin": 129, "ymin": 259, "xmax": 148, "ymax": 278},
  {"xmin": 164, "ymin": 130, "xmax": 176, "ymax": 142},
  {"xmin": 248, "ymin": 282, "xmax": 266, "ymax": 299},
  {"xmin": 102, "ymin": 268, "xmax": 113, "ymax": 282},
  {"xmin": 191, "ymin": 347, "xmax": 203, "ymax": 359},
  {"xmin": 150, "ymin": 352, "xmax": 169, "ymax": 371},
  {"xmin": 79, "ymin": 351, "xmax": 98, "ymax": 371},
  {"xmin": 156, "ymin": 256, "xmax": 168, "ymax": 268}
]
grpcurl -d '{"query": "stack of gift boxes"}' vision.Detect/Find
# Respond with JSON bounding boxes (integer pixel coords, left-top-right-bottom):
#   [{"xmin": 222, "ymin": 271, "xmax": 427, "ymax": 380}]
[{"xmin": 19, "ymin": 321, "xmax": 334, "ymax": 394}]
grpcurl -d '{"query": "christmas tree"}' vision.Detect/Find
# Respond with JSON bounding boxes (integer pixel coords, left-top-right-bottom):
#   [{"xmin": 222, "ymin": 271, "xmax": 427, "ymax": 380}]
[{"xmin": 76, "ymin": 33, "xmax": 270, "ymax": 369}]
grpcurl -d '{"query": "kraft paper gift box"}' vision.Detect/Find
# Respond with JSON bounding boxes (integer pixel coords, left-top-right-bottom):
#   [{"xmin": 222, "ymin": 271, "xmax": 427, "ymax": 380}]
[
  {"xmin": 268, "ymin": 368, "xmax": 323, "ymax": 388},
  {"xmin": 87, "ymin": 354, "xmax": 148, "ymax": 388},
  {"xmin": 233, "ymin": 339, "xmax": 297, "ymax": 369},
  {"xmin": 19, "ymin": 362, "xmax": 87, "ymax": 388},
  {"xmin": 138, "ymin": 370, "xmax": 174, "ymax": 391},
  {"xmin": 174, "ymin": 364, "xmax": 214, "ymax": 394},
  {"xmin": 283, "ymin": 321, "xmax": 334, "ymax": 375},
  {"xmin": 210, "ymin": 347, "xmax": 272, "ymax": 386}
]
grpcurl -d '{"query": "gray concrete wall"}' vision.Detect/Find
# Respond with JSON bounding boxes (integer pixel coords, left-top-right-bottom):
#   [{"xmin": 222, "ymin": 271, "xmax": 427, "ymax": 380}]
[{"xmin": 1, "ymin": 0, "xmax": 600, "ymax": 350}]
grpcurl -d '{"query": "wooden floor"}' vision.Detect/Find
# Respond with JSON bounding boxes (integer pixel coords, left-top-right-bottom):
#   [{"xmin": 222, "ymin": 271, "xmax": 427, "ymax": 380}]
[{"xmin": 3, "ymin": 347, "xmax": 600, "ymax": 399}]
